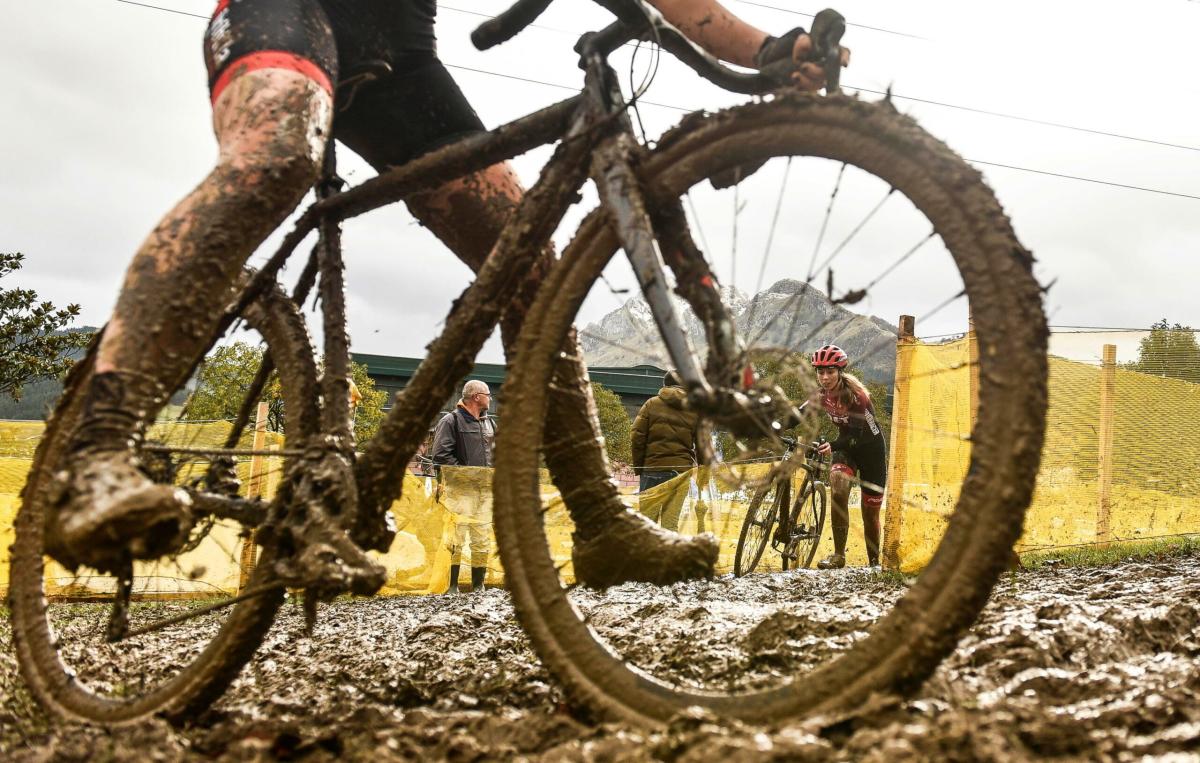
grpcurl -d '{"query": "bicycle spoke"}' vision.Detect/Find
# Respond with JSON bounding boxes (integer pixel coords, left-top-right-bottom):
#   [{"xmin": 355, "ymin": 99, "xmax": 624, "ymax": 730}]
[
  {"xmin": 744, "ymin": 158, "xmax": 794, "ymax": 333},
  {"xmin": 812, "ymin": 187, "xmax": 896, "ymax": 278},
  {"xmin": 805, "ymin": 162, "xmax": 846, "ymax": 282},
  {"xmin": 860, "ymin": 230, "xmax": 937, "ymax": 292},
  {"xmin": 119, "ymin": 583, "xmax": 285, "ymax": 641},
  {"xmin": 578, "ymin": 328, "xmax": 669, "ymax": 367},
  {"xmin": 684, "ymin": 191, "xmax": 713, "ymax": 260}
]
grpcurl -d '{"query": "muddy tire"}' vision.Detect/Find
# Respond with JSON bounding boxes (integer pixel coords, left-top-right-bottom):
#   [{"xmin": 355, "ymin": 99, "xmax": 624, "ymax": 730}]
[
  {"xmin": 783, "ymin": 480, "xmax": 825, "ymax": 571},
  {"xmin": 9, "ymin": 278, "xmax": 319, "ymax": 724},
  {"xmin": 493, "ymin": 93, "xmax": 1047, "ymax": 726},
  {"xmin": 734, "ymin": 479, "xmax": 786, "ymax": 576}
]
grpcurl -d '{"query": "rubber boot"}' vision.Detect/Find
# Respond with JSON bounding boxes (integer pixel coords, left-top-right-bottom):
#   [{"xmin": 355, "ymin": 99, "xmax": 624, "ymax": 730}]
[
  {"xmin": 818, "ymin": 497, "xmax": 850, "ymax": 570},
  {"xmin": 862, "ymin": 499, "xmax": 883, "ymax": 568},
  {"xmin": 48, "ymin": 371, "xmax": 194, "ymax": 572},
  {"xmin": 446, "ymin": 563, "xmax": 461, "ymax": 594},
  {"xmin": 471, "ymin": 566, "xmax": 487, "ymax": 593}
]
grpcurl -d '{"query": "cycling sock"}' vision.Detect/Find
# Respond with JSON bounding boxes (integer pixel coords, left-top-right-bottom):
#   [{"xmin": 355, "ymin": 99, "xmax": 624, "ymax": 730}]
[
  {"xmin": 862, "ymin": 497, "xmax": 882, "ymax": 565},
  {"xmin": 829, "ymin": 498, "xmax": 850, "ymax": 556},
  {"xmin": 70, "ymin": 371, "xmax": 166, "ymax": 455}
]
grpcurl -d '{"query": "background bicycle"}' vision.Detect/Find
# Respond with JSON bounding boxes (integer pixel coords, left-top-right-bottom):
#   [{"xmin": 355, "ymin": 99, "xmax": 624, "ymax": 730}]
[{"xmin": 734, "ymin": 436, "xmax": 829, "ymax": 576}]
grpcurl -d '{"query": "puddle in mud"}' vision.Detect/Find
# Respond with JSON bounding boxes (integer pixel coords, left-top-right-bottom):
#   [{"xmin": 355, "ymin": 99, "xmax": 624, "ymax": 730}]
[{"xmin": 2, "ymin": 553, "xmax": 1198, "ymax": 760}]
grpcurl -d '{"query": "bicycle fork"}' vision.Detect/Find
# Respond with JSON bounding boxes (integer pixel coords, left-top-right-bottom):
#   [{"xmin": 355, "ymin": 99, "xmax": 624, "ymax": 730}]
[{"xmin": 581, "ymin": 53, "xmax": 732, "ymax": 404}]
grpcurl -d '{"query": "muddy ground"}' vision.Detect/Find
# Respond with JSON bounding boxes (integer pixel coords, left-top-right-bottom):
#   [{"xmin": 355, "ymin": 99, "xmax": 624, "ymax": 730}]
[{"xmin": 2, "ymin": 552, "xmax": 1199, "ymax": 761}]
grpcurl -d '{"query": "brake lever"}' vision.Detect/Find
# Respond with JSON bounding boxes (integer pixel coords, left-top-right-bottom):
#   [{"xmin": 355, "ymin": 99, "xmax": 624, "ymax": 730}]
[
  {"xmin": 757, "ymin": 8, "xmax": 846, "ymax": 93},
  {"xmin": 810, "ymin": 9, "xmax": 846, "ymax": 93}
]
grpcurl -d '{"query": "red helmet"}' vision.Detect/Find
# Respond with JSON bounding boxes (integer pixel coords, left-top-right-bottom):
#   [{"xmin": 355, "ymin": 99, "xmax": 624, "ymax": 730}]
[{"xmin": 811, "ymin": 344, "xmax": 849, "ymax": 368}]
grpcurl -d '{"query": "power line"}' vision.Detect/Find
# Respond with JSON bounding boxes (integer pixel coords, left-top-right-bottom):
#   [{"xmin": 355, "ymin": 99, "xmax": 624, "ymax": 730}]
[
  {"xmin": 443, "ymin": 63, "xmax": 688, "ymax": 111},
  {"xmin": 115, "ymin": 0, "xmax": 206, "ymax": 19},
  {"xmin": 846, "ymin": 86, "xmax": 1199, "ymax": 153},
  {"xmin": 110, "ymin": 0, "xmax": 1200, "ymax": 201},
  {"xmin": 967, "ymin": 159, "xmax": 1200, "ymax": 201},
  {"xmin": 731, "ymin": 0, "xmax": 926, "ymax": 40},
  {"xmin": 124, "ymin": 0, "xmax": 1196, "ymax": 156}
]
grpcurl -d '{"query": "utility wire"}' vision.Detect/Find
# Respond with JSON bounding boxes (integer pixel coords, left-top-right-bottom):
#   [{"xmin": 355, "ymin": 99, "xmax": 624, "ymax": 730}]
[
  {"xmin": 115, "ymin": 0, "xmax": 206, "ymax": 18},
  {"xmin": 443, "ymin": 64, "xmax": 687, "ymax": 111},
  {"xmin": 130, "ymin": 0, "xmax": 1196, "ymax": 155},
  {"xmin": 731, "ymin": 0, "xmax": 926, "ymax": 40},
  {"xmin": 114, "ymin": 0, "xmax": 1200, "ymax": 201},
  {"xmin": 847, "ymin": 85, "xmax": 1199, "ymax": 153},
  {"xmin": 968, "ymin": 159, "xmax": 1200, "ymax": 201}
]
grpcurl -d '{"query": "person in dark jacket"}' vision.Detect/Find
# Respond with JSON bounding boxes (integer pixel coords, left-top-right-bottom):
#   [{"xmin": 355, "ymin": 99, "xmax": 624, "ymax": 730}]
[
  {"xmin": 632, "ymin": 371, "xmax": 701, "ymax": 531},
  {"xmin": 431, "ymin": 380, "xmax": 495, "ymax": 592}
]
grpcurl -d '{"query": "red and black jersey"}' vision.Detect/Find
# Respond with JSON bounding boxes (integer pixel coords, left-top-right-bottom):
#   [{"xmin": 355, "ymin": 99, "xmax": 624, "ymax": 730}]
[
  {"xmin": 819, "ymin": 385, "xmax": 883, "ymax": 450},
  {"xmin": 818, "ymin": 383, "xmax": 887, "ymax": 498}
]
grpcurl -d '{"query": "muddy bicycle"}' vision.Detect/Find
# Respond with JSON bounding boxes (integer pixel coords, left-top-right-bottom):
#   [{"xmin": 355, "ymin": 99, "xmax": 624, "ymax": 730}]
[
  {"xmin": 733, "ymin": 435, "xmax": 829, "ymax": 576},
  {"xmin": 11, "ymin": 0, "xmax": 1047, "ymax": 729}
]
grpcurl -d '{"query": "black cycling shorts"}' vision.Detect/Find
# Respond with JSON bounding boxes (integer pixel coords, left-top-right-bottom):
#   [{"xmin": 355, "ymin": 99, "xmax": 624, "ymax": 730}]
[
  {"xmin": 831, "ymin": 438, "xmax": 887, "ymax": 502},
  {"xmin": 203, "ymin": 0, "xmax": 486, "ymax": 169}
]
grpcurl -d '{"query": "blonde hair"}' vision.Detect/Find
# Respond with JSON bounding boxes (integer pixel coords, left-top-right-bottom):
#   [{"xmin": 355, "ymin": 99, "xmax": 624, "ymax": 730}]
[{"xmin": 833, "ymin": 371, "xmax": 869, "ymax": 409}]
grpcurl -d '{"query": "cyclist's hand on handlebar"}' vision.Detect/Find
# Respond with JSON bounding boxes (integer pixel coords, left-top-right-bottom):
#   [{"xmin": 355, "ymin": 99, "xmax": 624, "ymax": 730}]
[
  {"xmin": 790, "ymin": 33, "xmax": 850, "ymax": 91},
  {"xmin": 816, "ymin": 440, "xmax": 833, "ymax": 457},
  {"xmin": 756, "ymin": 28, "xmax": 851, "ymax": 93}
]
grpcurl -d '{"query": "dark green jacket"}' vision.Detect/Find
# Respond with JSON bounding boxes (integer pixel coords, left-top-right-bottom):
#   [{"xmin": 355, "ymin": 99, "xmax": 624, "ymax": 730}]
[{"xmin": 631, "ymin": 386, "xmax": 700, "ymax": 471}]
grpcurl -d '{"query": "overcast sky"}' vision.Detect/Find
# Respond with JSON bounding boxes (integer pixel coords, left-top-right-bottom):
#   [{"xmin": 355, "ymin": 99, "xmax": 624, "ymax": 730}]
[{"xmin": 4, "ymin": 0, "xmax": 1198, "ymax": 366}]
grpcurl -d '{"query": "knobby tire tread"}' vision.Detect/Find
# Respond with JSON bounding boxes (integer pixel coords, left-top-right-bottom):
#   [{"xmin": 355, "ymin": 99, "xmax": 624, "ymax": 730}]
[
  {"xmin": 733, "ymin": 481, "xmax": 781, "ymax": 576},
  {"xmin": 492, "ymin": 93, "xmax": 1047, "ymax": 726},
  {"xmin": 9, "ymin": 280, "xmax": 319, "ymax": 724}
]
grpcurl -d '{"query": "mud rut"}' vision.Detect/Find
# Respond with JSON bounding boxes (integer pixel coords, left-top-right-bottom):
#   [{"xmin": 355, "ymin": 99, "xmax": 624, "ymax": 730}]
[{"xmin": 3, "ymin": 552, "xmax": 1199, "ymax": 760}]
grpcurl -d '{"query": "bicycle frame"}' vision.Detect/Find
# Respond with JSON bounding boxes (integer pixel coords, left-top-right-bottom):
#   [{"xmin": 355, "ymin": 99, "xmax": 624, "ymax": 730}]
[{"xmin": 218, "ymin": 1, "xmax": 843, "ymax": 589}]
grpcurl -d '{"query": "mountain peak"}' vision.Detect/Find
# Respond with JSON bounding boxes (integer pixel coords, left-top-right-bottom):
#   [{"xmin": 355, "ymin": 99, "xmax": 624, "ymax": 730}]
[{"xmin": 581, "ymin": 281, "xmax": 898, "ymax": 385}]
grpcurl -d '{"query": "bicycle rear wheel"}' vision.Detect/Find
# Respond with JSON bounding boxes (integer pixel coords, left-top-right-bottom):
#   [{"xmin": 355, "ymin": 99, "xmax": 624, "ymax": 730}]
[
  {"xmin": 9, "ymin": 277, "xmax": 318, "ymax": 724},
  {"xmin": 493, "ymin": 93, "xmax": 1047, "ymax": 725},
  {"xmin": 733, "ymin": 477, "xmax": 787, "ymax": 576},
  {"xmin": 782, "ymin": 479, "xmax": 826, "ymax": 570}
]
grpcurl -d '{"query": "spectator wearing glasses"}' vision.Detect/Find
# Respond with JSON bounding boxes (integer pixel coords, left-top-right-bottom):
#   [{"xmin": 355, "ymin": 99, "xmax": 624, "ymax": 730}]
[{"xmin": 431, "ymin": 379, "xmax": 497, "ymax": 592}]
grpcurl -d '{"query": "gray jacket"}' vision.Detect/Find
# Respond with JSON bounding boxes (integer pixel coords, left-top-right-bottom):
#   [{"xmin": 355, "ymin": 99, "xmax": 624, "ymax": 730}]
[{"xmin": 431, "ymin": 405, "xmax": 496, "ymax": 467}]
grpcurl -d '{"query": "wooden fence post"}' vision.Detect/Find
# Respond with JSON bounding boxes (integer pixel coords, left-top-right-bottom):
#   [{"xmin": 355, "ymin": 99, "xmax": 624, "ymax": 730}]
[
  {"xmin": 882, "ymin": 315, "xmax": 915, "ymax": 569},
  {"xmin": 1096, "ymin": 344, "xmax": 1116, "ymax": 544},
  {"xmin": 237, "ymin": 401, "xmax": 268, "ymax": 593}
]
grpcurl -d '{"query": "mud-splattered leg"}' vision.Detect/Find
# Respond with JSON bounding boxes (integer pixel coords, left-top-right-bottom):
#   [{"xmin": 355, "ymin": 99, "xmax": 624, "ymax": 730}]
[
  {"xmin": 819, "ymin": 466, "xmax": 852, "ymax": 570},
  {"xmin": 51, "ymin": 70, "xmax": 332, "ymax": 571},
  {"xmin": 862, "ymin": 494, "xmax": 882, "ymax": 566},
  {"xmin": 406, "ymin": 166, "xmax": 718, "ymax": 587}
]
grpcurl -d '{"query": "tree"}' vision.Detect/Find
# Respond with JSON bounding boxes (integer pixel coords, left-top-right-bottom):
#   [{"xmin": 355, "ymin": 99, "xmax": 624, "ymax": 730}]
[
  {"xmin": 1125, "ymin": 319, "xmax": 1200, "ymax": 384},
  {"xmin": 0, "ymin": 253, "xmax": 90, "ymax": 400},
  {"xmin": 591, "ymin": 381, "xmax": 632, "ymax": 464},
  {"xmin": 184, "ymin": 342, "xmax": 388, "ymax": 445}
]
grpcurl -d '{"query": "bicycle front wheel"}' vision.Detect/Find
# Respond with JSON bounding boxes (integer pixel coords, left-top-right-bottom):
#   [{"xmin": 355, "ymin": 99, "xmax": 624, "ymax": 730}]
[
  {"xmin": 783, "ymin": 479, "xmax": 826, "ymax": 570},
  {"xmin": 9, "ymin": 277, "xmax": 318, "ymax": 724},
  {"xmin": 733, "ymin": 477, "xmax": 787, "ymax": 576},
  {"xmin": 493, "ymin": 92, "xmax": 1047, "ymax": 726}
]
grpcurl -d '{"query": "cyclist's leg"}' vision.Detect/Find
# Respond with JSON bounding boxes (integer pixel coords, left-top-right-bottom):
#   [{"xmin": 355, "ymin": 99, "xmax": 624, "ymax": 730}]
[
  {"xmin": 52, "ymin": 0, "xmax": 336, "ymax": 571},
  {"xmin": 818, "ymin": 453, "xmax": 855, "ymax": 569},
  {"xmin": 857, "ymin": 443, "xmax": 887, "ymax": 567},
  {"xmin": 336, "ymin": 58, "xmax": 719, "ymax": 586}
]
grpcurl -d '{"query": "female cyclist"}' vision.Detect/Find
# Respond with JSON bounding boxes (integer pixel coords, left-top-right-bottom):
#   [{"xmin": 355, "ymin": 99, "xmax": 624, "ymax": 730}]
[{"xmin": 811, "ymin": 344, "xmax": 887, "ymax": 569}]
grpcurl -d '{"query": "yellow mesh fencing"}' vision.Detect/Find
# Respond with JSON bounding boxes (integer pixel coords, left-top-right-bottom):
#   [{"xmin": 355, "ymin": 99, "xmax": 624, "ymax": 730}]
[
  {"xmin": 0, "ymin": 420, "xmax": 866, "ymax": 598},
  {"xmin": 884, "ymin": 332, "xmax": 1200, "ymax": 571},
  {"xmin": 4, "ymin": 336, "xmax": 1197, "ymax": 596}
]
